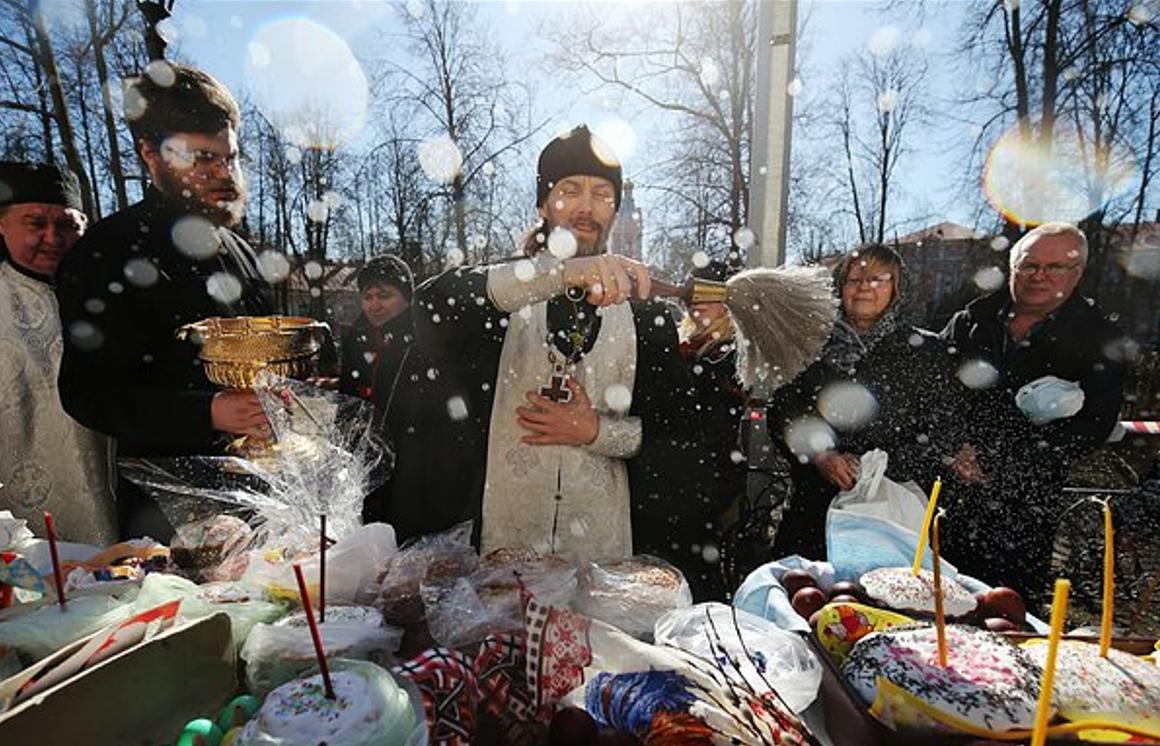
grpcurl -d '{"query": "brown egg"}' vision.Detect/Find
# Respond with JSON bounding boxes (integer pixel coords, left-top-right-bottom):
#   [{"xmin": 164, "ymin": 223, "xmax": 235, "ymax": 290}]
[
  {"xmin": 808, "ymin": 609, "xmax": 824, "ymax": 629},
  {"xmin": 980, "ymin": 587, "xmax": 1027, "ymax": 625},
  {"xmin": 830, "ymin": 594, "xmax": 860, "ymax": 604},
  {"xmin": 792, "ymin": 587, "xmax": 827, "ymax": 619},
  {"xmin": 782, "ymin": 569, "xmax": 818, "ymax": 596},
  {"xmin": 828, "ymin": 581, "xmax": 864, "ymax": 601},
  {"xmin": 549, "ymin": 707, "xmax": 597, "ymax": 746}
]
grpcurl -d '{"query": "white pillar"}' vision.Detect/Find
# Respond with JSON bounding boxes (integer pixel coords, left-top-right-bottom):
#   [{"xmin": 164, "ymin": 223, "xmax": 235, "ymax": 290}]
[{"xmin": 748, "ymin": 0, "xmax": 798, "ymax": 268}]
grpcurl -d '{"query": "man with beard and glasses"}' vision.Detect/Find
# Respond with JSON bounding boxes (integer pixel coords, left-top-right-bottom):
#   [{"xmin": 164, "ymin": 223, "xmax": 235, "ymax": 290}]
[
  {"xmin": 415, "ymin": 126, "xmax": 720, "ymax": 599},
  {"xmin": 56, "ymin": 65, "xmax": 274, "ymax": 540}
]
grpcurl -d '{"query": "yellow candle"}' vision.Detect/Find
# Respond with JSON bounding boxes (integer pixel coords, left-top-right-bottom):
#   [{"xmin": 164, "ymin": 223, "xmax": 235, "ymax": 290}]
[
  {"xmin": 911, "ymin": 477, "xmax": 942, "ymax": 575},
  {"xmin": 1031, "ymin": 578, "xmax": 1070, "ymax": 746},
  {"xmin": 931, "ymin": 513, "xmax": 948, "ymax": 667},
  {"xmin": 1099, "ymin": 502, "xmax": 1114, "ymax": 658}
]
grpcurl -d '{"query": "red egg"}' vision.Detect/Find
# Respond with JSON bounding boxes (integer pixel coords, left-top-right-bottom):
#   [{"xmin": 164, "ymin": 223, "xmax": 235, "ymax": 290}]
[
  {"xmin": 980, "ymin": 587, "xmax": 1027, "ymax": 625},
  {"xmin": 549, "ymin": 707, "xmax": 597, "ymax": 746},
  {"xmin": 792, "ymin": 587, "xmax": 827, "ymax": 619},
  {"xmin": 782, "ymin": 569, "xmax": 818, "ymax": 597},
  {"xmin": 828, "ymin": 581, "xmax": 864, "ymax": 601},
  {"xmin": 983, "ymin": 616, "xmax": 1019, "ymax": 632},
  {"xmin": 830, "ymin": 594, "xmax": 860, "ymax": 604},
  {"xmin": 808, "ymin": 609, "xmax": 824, "ymax": 629}
]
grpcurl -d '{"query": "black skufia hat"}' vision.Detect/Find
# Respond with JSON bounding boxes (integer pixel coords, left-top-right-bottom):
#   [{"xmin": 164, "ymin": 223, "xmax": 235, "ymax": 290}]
[
  {"xmin": 0, "ymin": 161, "xmax": 83, "ymax": 211},
  {"xmin": 536, "ymin": 125, "xmax": 623, "ymax": 210}
]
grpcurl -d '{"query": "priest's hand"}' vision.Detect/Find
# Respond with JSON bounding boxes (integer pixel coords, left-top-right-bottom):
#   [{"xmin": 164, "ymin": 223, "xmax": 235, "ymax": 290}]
[
  {"xmin": 516, "ymin": 378, "xmax": 599, "ymax": 446},
  {"xmin": 562, "ymin": 255, "xmax": 651, "ymax": 306},
  {"xmin": 211, "ymin": 389, "xmax": 271, "ymax": 439}
]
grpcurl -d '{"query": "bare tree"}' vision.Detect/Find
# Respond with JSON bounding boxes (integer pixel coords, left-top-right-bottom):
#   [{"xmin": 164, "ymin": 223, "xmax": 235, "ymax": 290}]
[
  {"xmin": 392, "ymin": 0, "xmax": 548, "ymax": 256},
  {"xmin": 547, "ymin": 0, "xmax": 757, "ymax": 260},
  {"xmin": 823, "ymin": 45, "xmax": 929, "ymax": 245}
]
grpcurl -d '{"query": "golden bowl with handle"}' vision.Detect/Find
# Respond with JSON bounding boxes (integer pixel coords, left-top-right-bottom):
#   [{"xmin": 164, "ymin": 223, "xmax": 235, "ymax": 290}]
[{"xmin": 176, "ymin": 316, "xmax": 331, "ymax": 389}]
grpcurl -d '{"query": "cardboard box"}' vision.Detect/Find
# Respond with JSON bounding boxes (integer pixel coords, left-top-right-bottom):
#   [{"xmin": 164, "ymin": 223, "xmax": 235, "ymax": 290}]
[{"xmin": 0, "ymin": 612, "xmax": 236, "ymax": 745}]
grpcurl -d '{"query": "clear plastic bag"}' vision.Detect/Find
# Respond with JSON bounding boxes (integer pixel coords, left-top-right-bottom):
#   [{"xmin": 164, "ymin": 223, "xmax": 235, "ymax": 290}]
[
  {"xmin": 574, "ymin": 555, "xmax": 692, "ymax": 640},
  {"xmin": 238, "ymin": 658, "xmax": 426, "ymax": 746},
  {"xmin": 132, "ymin": 573, "xmax": 285, "ymax": 650},
  {"xmin": 374, "ymin": 522, "xmax": 478, "ymax": 625},
  {"xmin": 0, "ymin": 590, "xmax": 137, "ymax": 662},
  {"xmin": 422, "ymin": 550, "xmax": 578, "ymax": 648},
  {"xmin": 654, "ymin": 602, "xmax": 822, "ymax": 713},
  {"xmin": 241, "ymin": 606, "xmax": 403, "ymax": 696},
  {"xmin": 119, "ymin": 375, "xmax": 391, "ymax": 545}
]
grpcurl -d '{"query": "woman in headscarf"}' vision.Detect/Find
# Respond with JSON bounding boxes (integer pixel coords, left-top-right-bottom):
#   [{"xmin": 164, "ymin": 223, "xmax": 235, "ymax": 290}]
[{"xmin": 766, "ymin": 244, "xmax": 958, "ymax": 560}]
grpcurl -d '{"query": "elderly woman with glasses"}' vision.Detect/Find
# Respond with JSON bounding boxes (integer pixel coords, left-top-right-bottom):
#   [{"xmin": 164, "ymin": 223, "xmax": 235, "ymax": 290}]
[{"xmin": 765, "ymin": 244, "xmax": 959, "ymax": 561}]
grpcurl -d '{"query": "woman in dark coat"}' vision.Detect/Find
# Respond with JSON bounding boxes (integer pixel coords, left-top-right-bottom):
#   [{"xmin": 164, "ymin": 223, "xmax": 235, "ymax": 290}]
[{"xmin": 766, "ymin": 245, "xmax": 959, "ymax": 560}]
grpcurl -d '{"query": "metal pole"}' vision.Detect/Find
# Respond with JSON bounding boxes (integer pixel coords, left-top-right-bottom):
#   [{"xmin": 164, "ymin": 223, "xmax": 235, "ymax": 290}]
[{"xmin": 748, "ymin": 0, "xmax": 798, "ymax": 268}]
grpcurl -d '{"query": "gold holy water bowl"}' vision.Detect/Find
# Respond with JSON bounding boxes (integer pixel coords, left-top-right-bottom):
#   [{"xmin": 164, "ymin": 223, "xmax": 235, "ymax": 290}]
[{"xmin": 176, "ymin": 316, "xmax": 330, "ymax": 388}]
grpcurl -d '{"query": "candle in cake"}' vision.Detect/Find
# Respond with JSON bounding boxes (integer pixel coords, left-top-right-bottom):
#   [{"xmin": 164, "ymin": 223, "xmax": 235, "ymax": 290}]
[
  {"xmin": 319, "ymin": 513, "xmax": 327, "ymax": 624},
  {"xmin": 911, "ymin": 477, "xmax": 942, "ymax": 576},
  {"xmin": 931, "ymin": 511, "xmax": 948, "ymax": 668},
  {"xmin": 1099, "ymin": 501, "xmax": 1114, "ymax": 658},
  {"xmin": 292, "ymin": 562, "xmax": 335, "ymax": 700},
  {"xmin": 43, "ymin": 511, "xmax": 67, "ymax": 611},
  {"xmin": 1031, "ymin": 578, "xmax": 1070, "ymax": 746}
]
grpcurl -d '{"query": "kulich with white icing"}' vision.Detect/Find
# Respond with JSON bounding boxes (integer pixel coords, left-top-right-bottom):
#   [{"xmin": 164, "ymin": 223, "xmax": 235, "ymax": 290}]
[
  {"xmin": 860, "ymin": 566, "xmax": 977, "ymax": 617},
  {"xmin": 1022, "ymin": 639, "xmax": 1160, "ymax": 730},
  {"xmin": 239, "ymin": 660, "xmax": 416, "ymax": 745},
  {"xmin": 842, "ymin": 624, "xmax": 1045, "ymax": 732}
]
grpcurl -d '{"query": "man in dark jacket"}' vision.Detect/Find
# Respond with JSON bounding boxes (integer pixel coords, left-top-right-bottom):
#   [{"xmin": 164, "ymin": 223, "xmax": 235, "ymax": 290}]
[
  {"xmin": 56, "ymin": 65, "xmax": 274, "ymax": 539},
  {"xmin": 940, "ymin": 222, "xmax": 1128, "ymax": 609}
]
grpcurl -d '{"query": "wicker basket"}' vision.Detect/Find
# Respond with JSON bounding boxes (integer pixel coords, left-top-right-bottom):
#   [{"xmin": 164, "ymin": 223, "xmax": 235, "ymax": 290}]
[{"xmin": 176, "ymin": 316, "xmax": 330, "ymax": 389}]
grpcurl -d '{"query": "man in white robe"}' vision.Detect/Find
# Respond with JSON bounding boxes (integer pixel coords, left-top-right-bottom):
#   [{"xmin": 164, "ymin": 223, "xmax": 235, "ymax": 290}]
[
  {"xmin": 416, "ymin": 127, "xmax": 722, "ymax": 598},
  {"xmin": 0, "ymin": 162, "xmax": 116, "ymax": 545}
]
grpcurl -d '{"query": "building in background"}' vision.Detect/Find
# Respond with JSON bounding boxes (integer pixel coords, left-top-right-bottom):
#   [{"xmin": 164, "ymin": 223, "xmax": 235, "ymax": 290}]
[{"xmin": 609, "ymin": 179, "xmax": 643, "ymax": 261}]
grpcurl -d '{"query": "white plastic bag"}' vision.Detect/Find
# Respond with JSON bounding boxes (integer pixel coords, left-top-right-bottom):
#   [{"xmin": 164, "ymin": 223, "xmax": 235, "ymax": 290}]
[
  {"xmin": 242, "ymin": 522, "xmax": 397, "ymax": 606},
  {"xmin": 133, "ymin": 574, "xmax": 284, "ymax": 649},
  {"xmin": 825, "ymin": 449, "xmax": 956, "ymax": 581},
  {"xmin": 1016, "ymin": 375, "xmax": 1085, "ymax": 425},
  {"xmin": 654, "ymin": 603, "xmax": 822, "ymax": 713}
]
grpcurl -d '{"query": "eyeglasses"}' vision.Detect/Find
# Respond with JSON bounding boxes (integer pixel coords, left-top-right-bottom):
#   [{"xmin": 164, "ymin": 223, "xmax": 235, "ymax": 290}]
[
  {"xmin": 161, "ymin": 143, "xmax": 244, "ymax": 172},
  {"xmin": 1014, "ymin": 262, "xmax": 1080, "ymax": 277},
  {"xmin": 844, "ymin": 273, "xmax": 894, "ymax": 287}
]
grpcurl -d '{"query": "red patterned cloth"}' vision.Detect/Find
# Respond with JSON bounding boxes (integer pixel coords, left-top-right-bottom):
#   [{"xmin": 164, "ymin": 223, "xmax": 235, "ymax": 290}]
[{"xmin": 525, "ymin": 594, "xmax": 592, "ymax": 715}]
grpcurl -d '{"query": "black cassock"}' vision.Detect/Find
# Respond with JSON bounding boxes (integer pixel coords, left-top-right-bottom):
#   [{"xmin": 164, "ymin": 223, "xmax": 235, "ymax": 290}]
[
  {"xmin": 56, "ymin": 187, "xmax": 273, "ymax": 538},
  {"xmin": 409, "ymin": 264, "xmax": 724, "ymax": 600}
]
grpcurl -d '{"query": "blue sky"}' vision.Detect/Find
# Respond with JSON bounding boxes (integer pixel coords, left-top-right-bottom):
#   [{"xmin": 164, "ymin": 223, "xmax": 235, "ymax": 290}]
[{"xmin": 164, "ymin": 0, "xmax": 976, "ymax": 235}]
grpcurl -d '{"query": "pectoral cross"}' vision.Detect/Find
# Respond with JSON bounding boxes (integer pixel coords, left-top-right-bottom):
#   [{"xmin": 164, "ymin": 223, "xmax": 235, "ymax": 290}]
[{"xmin": 539, "ymin": 373, "xmax": 572, "ymax": 403}]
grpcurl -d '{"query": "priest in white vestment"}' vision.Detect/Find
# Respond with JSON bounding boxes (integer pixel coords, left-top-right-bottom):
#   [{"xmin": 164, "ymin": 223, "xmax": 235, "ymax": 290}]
[
  {"xmin": 416, "ymin": 127, "xmax": 723, "ymax": 599},
  {"xmin": 0, "ymin": 162, "xmax": 116, "ymax": 545}
]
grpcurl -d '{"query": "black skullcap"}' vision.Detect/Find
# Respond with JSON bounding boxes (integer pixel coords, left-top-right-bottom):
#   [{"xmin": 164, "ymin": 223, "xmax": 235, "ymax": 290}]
[
  {"xmin": 536, "ymin": 125, "xmax": 623, "ymax": 210},
  {"xmin": 0, "ymin": 161, "xmax": 83, "ymax": 212},
  {"xmin": 687, "ymin": 259, "xmax": 738, "ymax": 285},
  {"xmin": 357, "ymin": 254, "xmax": 413, "ymax": 301}
]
